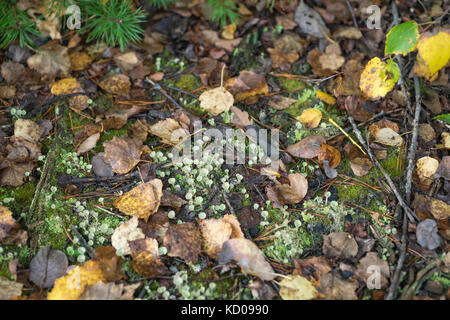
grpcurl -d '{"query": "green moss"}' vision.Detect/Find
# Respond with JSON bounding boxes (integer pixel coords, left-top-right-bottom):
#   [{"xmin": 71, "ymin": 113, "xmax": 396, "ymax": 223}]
[
  {"xmin": 279, "ymin": 78, "xmax": 305, "ymax": 92},
  {"xmin": 94, "ymin": 125, "xmax": 130, "ymax": 153},
  {"xmin": 193, "ymin": 267, "xmax": 238, "ymax": 299},
  {"xmin": 175, "ymin": 74, "xmax": 201, "ymax": 92}
]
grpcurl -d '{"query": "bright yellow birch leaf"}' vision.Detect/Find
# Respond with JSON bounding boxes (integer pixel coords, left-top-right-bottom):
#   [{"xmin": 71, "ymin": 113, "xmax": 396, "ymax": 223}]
[
  {"xmin": 359, "ymin": 57, "xmax": 400, "ymax": 100},
  {"xmin": 413, "ymin": 30, "xmax": 450, "ymax": 80}
]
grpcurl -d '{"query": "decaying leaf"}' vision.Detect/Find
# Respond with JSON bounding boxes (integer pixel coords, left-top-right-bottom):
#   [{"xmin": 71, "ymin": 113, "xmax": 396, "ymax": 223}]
[
  {"xmin": 416, "ymin": 219, "xmax": 441, "ymax": 250},
  {"xmin": 47, "ymin": 260, "xmax": 106, "ymax": 300},
  {"xmin": 434, "ymin": 156, "xmax": 450, "ymax": 180},
  {"xmin": 14, "ymin": 119, "xmax": 43, "ymax": 143},
  {"xmin": 113, "ymin": 179, "xmax": 163, "ymax": 221},
  {"xmin": 114, "ymin": 52, "xmax": 140, "ymax": 72},
  {"xmin": 369, "ymin": 123, "xmax": 403, "ymax": 147},
  {"xmin": 111, "ymin": 216, "xmax": 145, "ymax": 256},
  {"xmin": 81, "ymin": 281, "xmax": 140, "ymax": 300},
  {"xmin": 76, "ymin": 133, "xmax": 100, "ymax": 156},
  {"xmin": 344, "ymin": 143, "xmax": 373, "ymax": 176},
  {"xmin": 148, "ymin": 118, "xmax": 189, "ymax": 146},
  {"xmin": 0, "ymin": 276, "xmax": 22, "ymax": 300},
  {"xmin": 198, "ymin": 86, "xmax": 234, "ymax": 116},
  {"xmin": 225, "ymin": 71, "xmax": 268, "ymax": 103},
  {"xmin": 99, "ymin": 74, "xmax": 131, "ymax": 96},
  {"xmin": 268, "ymin": 95, "xmax": 297, "ymax": 110},
  {"xmin": 70, "ymin": 52, "xmax": 92, "ymax": 71},
  {"xmin": 316, "ymin": 273, "xmax": 358, "ymax": 300},
  {"xmin": 412, "ymin": 194, "xmax": 450, "ymax": 221},
  {"xmin": 68, "ymin": 95, "xmax": 90, "ymax": 111},
  {"xmin": 268, "ymin": 48, "xmax": 299, "ymax": 71},
  {"xmin": 50, "ymin": 78, "xmax": 82, "ymax": 95},
  {"xmin": 218, "ymin": 238, "xmax": 275, "ymax": 281},
  {"xmin": 230, "ymin": 106, "xmax": 253, "ymax": 128},
  {"xmin": 323, "ymin": 232, "xmax": 358, "ymax": 260},
  {"xmin": 29, "ymin": 246, "xmax": 68, "ymax": 288},
  {"xmin": 413, "ymin": 29, "xmax": 450, "ymax": 80},
  {"xmin": 279, "ymin": 275, "xmax": 319, "ymax": 300},
  {"xmin": 274, "ymin": 173, "xmax": 308, "ymax": 205},
  {"xmin": 92, "ymin": 153, "xmax": 114, "ymax": 177},
  {"xmin": 355, "ymin": 252, "xmax": 390, "ymax": 289},
  {"xmin": 414, "ymin": 156, "xmax": 439, "ymax": 188},
  {"xmin": 131, "ymin": 250, "xmax": 170, "ymax": 279},
  {"xmin": 164, "ymin": 222, "xmax": 202, "ymax": 263},
  {"xmin": 93, "ymin": 246, "xmax": 124, "ymax": 282},
  {"xmin": 287, "ymin": 135, "xmax": 326, "ymax": 159},
  {"xmin": 0, "ymin": 206, "xmax": 27, "ymax": 246},
  {"xmin": 27, "ymin": 43, "xmax": 71, "ymax": 79},
  {"xmin": 299, "ymin": 108, "xmax": 322, "ymax": 128},
  {"xmin": 318, "ymin": 143, "xmax": 341, "ymax": 168},
  {"xmin": 103, "ymin": 136, "xmax": 142, "ymax": 174},
  {"xmin": 294, "ymin": 0, "xmax": 329, "ymax": 38},
  {"xmin": 359, "ymin": 57, "xmax": 400, "ymax": 100}
]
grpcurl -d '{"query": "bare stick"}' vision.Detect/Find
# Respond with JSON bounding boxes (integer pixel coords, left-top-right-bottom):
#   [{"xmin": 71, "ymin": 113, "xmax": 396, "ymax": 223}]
[
  {"xmin": 405, "ymin": 76, "xmax": 422, "ymax": 204},
  {"xmin": 347, "ymin": 116, "xmax": 418, "ymax": 222}
]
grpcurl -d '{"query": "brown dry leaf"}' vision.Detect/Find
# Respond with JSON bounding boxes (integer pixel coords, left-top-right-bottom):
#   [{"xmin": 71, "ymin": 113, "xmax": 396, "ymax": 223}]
[
  {"xmin": 111, "ymin": 216, "xmax": 145, "ymax": 255},
  {"xmin": 323, "ymin": 232, "xmax": 358, "ymax": 260},
  {"xmin": 318, "ymin": 143, "xmax": 341, "ymax": 168},
  {"xmin": 318, "ymin": 44, "xmax": 345, "ymax": 71},
  {"xmin": 221, "ymin": 214, "xmax": 244, "ymax": 239},
  {"xmin": 93, "ymin": 246, "xmax": 124, "ymax": 282},
  {"xmin": 199, "ymin": 86, "xmax": 234, "ymax": 116},
  {"xmin": 249, "ymin": 279, "xmax": 277, "ymax": 300},
  {"xmin": 333, "ymin": 27, "xmax": 363, "ymax": 39},
  {"xmin": 218, "ymin": 238, "xmax": 275, "ymax": 281},
  {"xmin": 294, "ymin": 0, "xmax": 329, "ymax": 38},
  {"xmin": 148, "ymin": 118, "xmax": 189, "ymax": 146},
  {"xmin": 14, "ymin": 119, "xmax": 43, "ymax": 143},
  {"xmin": 268, "ymin": 95, "xmax": 297, "ymax": 110},
  {"xmin": 0, "ymin": 206, "xmax": 28, "ymax": 246},
  {"xmin": 279, "ymin": 275, "xmax": 319, "ymax": 300},
  {"xmin": 47, "ymin": 260, "xmax": 106, "ymax": 300},
  {"xmin": 28, "ymin": 4, "xmax": 61, "ymax": 40},
  {"xmin": 68, "ymin": 95, "xmax": 90, "ymax": 111},
  {"xmin": 355, "ymin": 252, "xmax": 390, "ymax": 289},
  {"xmin": 81, "ymin": 281, "xmax": 140, "ymax": 300},
  {"xmin": 127, "ymin": 120, "xmax": 148, "ymax": 143},
  {"xmin": 0, "ymin": 85, "xmax": 16, "ymax": 99},
  {"xmin": 103, "ymin": 136, "xmax": 142, "ymax": 174},
  {"xmin": 343, "ymin": 96, "xmax": 374, "ymax": 122},
  {"xmin": 164, "ymin": 222, "xmax": 202, "ymax": 263},
  {"xmin": 1, "ymin": 61, "xmax": 25, "ymax": 83},
  {"xmin": 131, "ymin": 250, "xmax": 170, "ymax": 278},
  {"xmin": 275, "ymin": 15, "xmax": 297, "ymax": 31},
  {"xmin": 99, "ymin": 74, "xmax": 131, "ymax": 96},
  {"xmin": 299, "ymin": 108, "xmax": 322, "ymax": 128},
  {"xmin": 287, "ymin": 135, "xmax": 326, "ymax": 159},
  {"xmin": 0, "ymin": 276, "xmax": 22, "ymax": 300},
  {"xmin": 293, "ymin": 256, "xmax": 331, "ymax": 281},
  {"xmin": 434, "ymin": 156, "xmax": 450, "ymax": 180},
  {"xmin": 344, "ymin": 143, "xmax": 373, "ymax": 176},
  {"xmin": 273, "ymin": 32, "xmax": 304, "ymax": 55},
  {"xmin": 0, "ymin": 161, "xmax": 35, "ymax": 187},
  {"xmin": 268, "ymin": 48, "xmax": 299, "ymax": 71},
  {"xmin": 76, "ymin": 133, "xmax": 100, "ymax": 156},
  {"xmin": 418, "ymin": 124, "xmax": 436, "ymax": 143},
  {"xmin": 316, "ymin": 273, "xmax": 358, "ymax": 300},
  {"xmin": 70, "ymin": 52, "xmax": 92, "ymax": 71},
  {"xmin": 27, "ymin": 43, "xmax": 70, "ymax": 79},
  {"xmin": 414, "ymin": 156, "xmax": 439, "ymax": 188},
  {"xmin": 113, "ymin": 179, "xmax": 163, "ymax": 222},
  {"xmin": 160, "ymin": 190, "xmax": 187, "ymax": 209},
  {"xmin": 29, "ymin": 246, "xmax": 68, "ymax": 289},
  {"xmin": 274, "ymin": 173, "xmax": 308, "ymax": 205},
  {"xmin": 230, "ymin": 106, "xmax": 253, "ymax": 128},
  {"xmin": 114, "ymin": 52, "xmax": 140, "ymax": 72},
  {"xmin": 225, "ymin": 71, "xmax": 268, "ymax": 103},
  {"xmin": 412, "ymin": 194, "xmax": 450, "ymax": 221},
  {"xmin": 198, "ymin": 218, "xmax": 232, "ymax": 258}
]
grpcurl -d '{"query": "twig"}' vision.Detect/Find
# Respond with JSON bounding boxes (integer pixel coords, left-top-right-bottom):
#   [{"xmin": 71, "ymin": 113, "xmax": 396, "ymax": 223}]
[
  {"xmin": 347, "ymin": 116, "xmax": 418, "ymax": 222},
  {"xmin": 405, "ymin": 76, "xmax": 422, "ymax": 205},
  {"xmin": 70, "ymin": 225, "xmax": 95, "ymax": 259},
  {"xmin": 145, "ymin": 78, "xmax": 184, "ymax": 109},
  {"xmin": 346, "ymin": 0, "xmax": 359, "ymax": 29}
]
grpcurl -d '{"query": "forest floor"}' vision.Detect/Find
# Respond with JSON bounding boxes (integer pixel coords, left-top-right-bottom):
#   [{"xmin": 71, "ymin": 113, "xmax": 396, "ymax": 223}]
[{"xmin": 0, "ymin": 0, "xmax": 449, "ymax": 300}]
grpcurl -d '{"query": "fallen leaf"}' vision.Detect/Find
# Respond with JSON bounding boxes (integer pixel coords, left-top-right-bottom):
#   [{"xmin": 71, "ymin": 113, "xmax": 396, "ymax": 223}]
[
  {"xmin": 68, "ymin": 95, "xmax": 90, "ymax": 111},
  {"xmin": 0, "ymin": 206, "xmax": 28, "ymax": 246},
  {"xmin": 164, "ymin": 222, "xmax": 202, "ymax": 263},
  {"xmin": 1, "ymin": 61, "xmax": 25, "ymax": 83},
  {"xmin": 230, "ymin": 106, "xmax": 253, "ymax": 128},
  {"xmin": 268, "ymin": 48, "xmax": 299, "ymax": 71},
  {"xmin": 434, "ymin": 156, "xmax": 450, "ymax": 180},
  {"xmin": 27, "ymin": 43, "xmax": 71, "ymax": 79},
  {"xmin": 370, "ymin": 124, "xmax": 403, "ymax": 147},
  {"xmin": 0, "ymin": 161, "xmax": 35, "ymax": 187},
  {"xmin": 316, "ymin": 273, "xmax": 358, "ymax": 300},
  {"xmin": 0, "ymin": 276, "xmax": 22, "ymax": 300},
  {"xmin": 318, "ymin": 143, "xmax": 341, "ymax": 169},
  {"xmin": 114, "ymin": 52, "xmax": 140, "ymax": 72},
  {"xmin": 355, "ymin": 252, "xmax": 390, "ymax": 289},
  {"xmin": 93, "ymin": 246, "xmax": 124, "ymax": 282},
  {"xmin": 315, "ymin": 90, "xmax": 336, "ymax": 105},
  {"xmin": 287, "ymin": 135, "xmax": 326, "ymax": 159},
  {"xmin": 199, "ymin": 86, "xmax": 234, "ymax": 116},
  {"xmin": 113, "ymin": 179, "xmax": 163, "ymax": 221},
  {"xmin": 293, "ymin": 256, "xmax": 331, "ymax": 281},
  {"xmin": 218, "ymin": 238, "xmax": 275, "ymax": 281},
  {"xmin": 322, "ymin": 232, "xmax": 358, "ymax": 260},
  {"xmin": 385, "ymin": 21, "xmax": 419, "ymax": 56},
  {"xmin": 333, "ymin": 26, "xmax": 363, "ymax": 40},
  {"xmin": 103, "ymin": 136, "xmax": 142, "ymax": 174},
  {"xmin": 81, "ymin": 281, "xmax": 140, "ymax": 300},
  {"xmin": 99, "ymin": 74, "xmax": 131, "ymax": 96},
  {"xmin": 268, "ymin": 95, "xmax": 297, "ymax": 110},
  {"xmin": 279, "ymin": 275, "xmax": 319, "ymax": 300},
  {"xmin": 416, "ymin": 219, "xmax": 441, "ymax": 251},
  {"xmin": 413, "ymin": 29, "xmax": 450, "ymax": 80},
  {"xmin": 318, "ymin": 44, "xmax": 345, "ymax": 71},
  {"xmin": 70, "ymin": 52, "xmax": 92, "ymax": 71},
  {"xmin": 274, "ymin": 173, "xmax": 308, "ymax": 205},
  {"xmin": 412, "ymin": 194, "xmax": 450, "ymax": 221},
  {"xmin": 92, "ymin": 153, "xmax": 114, "ymax": 177},
  {"xmin": 294, "ymin": 0, "xmax": 329, "ymax": 38},
  {"xmin": 111, "ymin": 216, "xmax": 145, "ymax": 256},
  {"xmin": 414, "ymin": 156, "xmax": 439, "ymax": 188},
  {"xmin": 47, "ymin": 260, "xmax": 106, "ymax": 300},
  {"xmin": 360, "ymin": 57, "xmax": 400, "ymax": 100},
  {"xmin": 418, "ymin": 123, "xmax": 436, "ymax": 143},
  {"xmin": 148, "ymin": 118, "xmax": 189, "ymax": 146},
  {"xmin": 51, "ymin": 78, "xmax": 82, "ymax": 95},
  {"xmin": 76, "ymin": 133, "xmax": 100, "ymax": 155},
  {"xmin": 14, "ymin": 119, "xmax": 43, "ymax": 143},
  {"xmin": 299, "ymin": 108, "xmax": 322, "ymax": 128},
  {"xmin": 131, "ymin": 250, "xmax": 170, "ymax": 279},
  {"xmin": 249, "ymin": 279, "xmax": 277, "ymax": 300},
  {"xmin": 29, "ymin": 246, "xmax": 68, "ymax": 288},
  {"xmin": 225, "ymin": 71, "xmax": 268, "ymax": 103}
]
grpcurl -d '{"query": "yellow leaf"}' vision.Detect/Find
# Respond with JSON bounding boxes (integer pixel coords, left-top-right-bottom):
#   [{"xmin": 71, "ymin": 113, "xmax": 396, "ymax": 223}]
[
  {"xmin": 298, "ymin": 108, "xmax": 322, "ymax": 128},
  {"xmin": 315, "ymin": 89, "xmax": 336, "ymax": 105},
  {"xmin": 279, "ymin": 275, "xmax": 319, "ymax": 300},
  {"xmin": 47, "ymin": 260, "xmax": 105, "ymax": 300},
  {"xmin": 199, "ymin": 86, "xmax": 234, "ymax": 116},
  {"xmin": 113, "ymin": 179, "xmax": 163, "ymax": 221},
  {"xmin": 50, "ymin": 78, "xmax": 81, "ymax": 95},
  {"xmin": 359, "ymin": 57, "xmax": 400, "ymax": 100},
  {"xmin": 413, "ymin": 30, "xmax": 450, "ymax": 80},
  {"xmin": 70, "ymin": 52, "xmax": 92, "ymax": 71}
]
